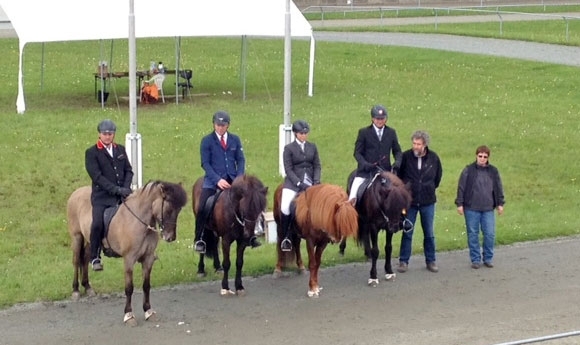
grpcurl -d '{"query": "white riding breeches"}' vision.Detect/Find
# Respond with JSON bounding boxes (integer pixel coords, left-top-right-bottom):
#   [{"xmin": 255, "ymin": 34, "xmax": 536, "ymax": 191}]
[
  {"xmin": 280, "ymin": 188, "xmax": 298, "ymax": 215},
  {"xmin": 349, "ymin": 177, "xmax": 366, "ymax": 200}
]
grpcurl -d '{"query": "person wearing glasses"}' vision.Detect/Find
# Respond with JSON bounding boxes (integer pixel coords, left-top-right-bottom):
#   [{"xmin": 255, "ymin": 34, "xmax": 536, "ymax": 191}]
[
  {"xmin": 396, "ymin": 130, "xmax": 442, "ymax": 274},
  {"xmin": 455, "ymin": 145, "xmax": 505, "ymax": 269},
  {"xmin": 85, "ymin": 119, "xmax": 134, "ymax": 271}
]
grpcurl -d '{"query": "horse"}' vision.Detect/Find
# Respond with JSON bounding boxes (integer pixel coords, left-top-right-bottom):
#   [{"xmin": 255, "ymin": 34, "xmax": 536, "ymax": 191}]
[
  {"xmin": 192, "ymin": 174, "xmax": 268, "ymax": 296},
  {"xmin": 346, "ymin": 170, "xmax": 413, "ymax": 287},
  {"xmin": 67, "ymin": 180, "xmax": 188, "ymax": 326},
  {"xmin": 273, "ymin": 183, "xmax": 358, "ymax": 297}
]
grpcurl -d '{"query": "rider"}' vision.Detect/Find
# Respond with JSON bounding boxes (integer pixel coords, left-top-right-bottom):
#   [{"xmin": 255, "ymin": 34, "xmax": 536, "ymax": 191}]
[
  {"xmin": 279, "ymin": 120, "xmax": 321, "ymax": 252},
  {"xmin": 194, "ymin": 110, "xmax": 261, "ymax": 253},
  {"xmin": 348, "ymin": 105, "xmax": 402, "ymax": 203},
  {"xmin": 85, "ymin": 119, "xmax": 134, "ymax": 271}
]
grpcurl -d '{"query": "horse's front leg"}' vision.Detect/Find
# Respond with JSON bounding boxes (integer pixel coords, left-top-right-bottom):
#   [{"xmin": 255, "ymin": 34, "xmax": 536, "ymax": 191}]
[
  {"xmin": 338, "ymin": 237, "xmax": 347, "ymax": 256},
  {"xmin": 220, "ymin": 240, "xmax": 234, "ymax": 296},
  {"xmin": 234, "ymin": 240, "xmax": 246, "ymax": 295},
  {"xmin": 197, "ymin": 253, "xmax": 206, "ymax": 277},
  {"xmin": 309, "ymin": 240, "xmax": 329, "ymax": 298},
  {"xmin": 367, "ymin": 226, "xmax": 380, "ymax": 287},
  {"xmin": 141, "ymin": 255, "xmax": 157, "ymax": 322},
  {"xmin": 305, "ymin": 238, "xmax": 318, "ymax": 297},
  {"xmin": 384, "ymin": 231, "xmax": 396, "ymax": 281},
  {"xmin": 213, "ymin": 250, "xmax": 223, "ymax": 273},
  {"xmin": 123, "ymin": 260, "xmax": 137, "ymax": 326}
]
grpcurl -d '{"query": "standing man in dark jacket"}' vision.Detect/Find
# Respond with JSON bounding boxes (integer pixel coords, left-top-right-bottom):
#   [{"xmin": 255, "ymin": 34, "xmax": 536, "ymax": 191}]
[
  {"xmin": 279, "ymin": 120, "xmax": 322, "ymax": 251},
  {"xmin": 396, "ymin": 130, "xmax": 442, "ymax": 273},
  {"xmin": 348, "ymin": 105, "xmax": 402, "ymax": 202},
  {"xmin": 455, "ymin": 145, "xmax": 505, "ymax": 269},
  {"xmin": 194, "ymin": 110, "xmax": 260, "ymax": 253},
  {"xmin": 85, "ymin": 119, "xmax": 134, "ymax": 271}
]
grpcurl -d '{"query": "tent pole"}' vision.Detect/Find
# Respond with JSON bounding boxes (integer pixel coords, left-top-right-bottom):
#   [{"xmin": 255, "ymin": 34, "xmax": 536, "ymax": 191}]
[
  {"xmin": 280, "ymin": 0, "xmax": 292, "ymax": 176},
  {"xmin": 126, "ymin": 0, "xmax": 142, "ymax": 189}
]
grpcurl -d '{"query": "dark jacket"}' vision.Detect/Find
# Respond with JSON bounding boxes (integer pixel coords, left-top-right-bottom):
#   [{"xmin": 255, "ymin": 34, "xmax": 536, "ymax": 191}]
[
  {"xmin": 282, "ymin": 140, "xmax": 321, "ymax": 191},
  {"xmin": 455, "ymin": 162, "xmax": 505, "ymax": 211},
  {"xmin": 85, "ymin": 141, "xmax": 134, "ymax": 206},
  {"xmin": 200, "ymin": 132, "xmax": 245, "ymax": 189},
  {"xmin": 398, "ymin": 147, "xmax": 442, "ymax": 206},
  {"xmin": 354, "ymin": 124, "xmax": 402, "ymax": 177}
]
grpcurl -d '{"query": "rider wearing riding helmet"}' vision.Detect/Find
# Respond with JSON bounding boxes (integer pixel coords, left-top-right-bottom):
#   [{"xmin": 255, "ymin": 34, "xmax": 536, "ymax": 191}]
[
  {"xmin": 85, "ymin": 119, "xmax": 134, "ymax": 271},
  {"xmin": 348, "ymin": 105, "xmax": 402, "ymax": 202},
  {"xmin": 279, "ymin": 120, "xmax": 322, "ymax": 251}
]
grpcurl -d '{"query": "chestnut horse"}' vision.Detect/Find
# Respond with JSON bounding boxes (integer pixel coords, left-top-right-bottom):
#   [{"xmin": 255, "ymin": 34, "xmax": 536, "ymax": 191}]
[
  {"xmin": 346, "ymin": 170, "xmax": 413, "ymax": 287},
  {"xmin": 67, "ymin": 180, "xmax": 188, "ymax": 326},
  {"xmin": 273, "ymin": 183, "xmax": 358, "ymax": 297},
  {"xmin": 192, "ymin": 174, "xmax": 268, "ymax": 296}
]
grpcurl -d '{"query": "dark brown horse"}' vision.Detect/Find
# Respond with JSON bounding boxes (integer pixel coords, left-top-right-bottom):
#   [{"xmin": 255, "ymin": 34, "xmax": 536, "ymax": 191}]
[
  {"xmin": 67, "ymin": 180, "xmax": 188, "ymax": 326},
  {"xmin": 192, "ymin": 174, "xmax": 268, "ymax": 296},
  {"xmin": 273, "ymin": 183, "xmax": 358, "ymax": 297},
  {"xmin": 347, "ymin": 170, "xmax": 413, "ymax": 287}
]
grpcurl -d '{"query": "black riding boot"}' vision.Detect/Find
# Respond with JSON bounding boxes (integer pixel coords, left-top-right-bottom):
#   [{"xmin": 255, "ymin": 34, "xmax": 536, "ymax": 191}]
[
  {"xmin": 280, "ymin": 214, "xmax": 293, "ymax": 252},
  {"xmin": 194, "ymin": 189, "xmax": 213, "ymax": 254},
  {"xmin": 89, "ymin": 205, "xmax": 105, "ymax": 271}
]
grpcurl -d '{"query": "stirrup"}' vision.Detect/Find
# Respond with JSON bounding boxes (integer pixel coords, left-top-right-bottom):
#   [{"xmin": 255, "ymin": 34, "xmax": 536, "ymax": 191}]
[
  {"xmin": 281, "ymin": 238, "xmax": 292, "ymax": 252},
  {"xmin": 194, "ymin": 240, "xmax": 206, "ymax": 254}
]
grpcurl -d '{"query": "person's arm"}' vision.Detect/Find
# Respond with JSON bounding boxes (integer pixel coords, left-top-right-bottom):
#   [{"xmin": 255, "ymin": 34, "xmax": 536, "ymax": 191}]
[
  {"xmin": 455, "ymin": 168, "xmax": 468, "ymax": 214},
  {"xmin": 119, "ymin": 146, "xmax": 134, "ymax": 188},
  {"xmin": 312, "ymin": 143, "xmax": 322, "ymax": 184},
  {"xmin": 233, "ymin": 134, "xmax": 245, "ymax": 177},
  {"xmin": 85, "ymin": 147, "xmax": 119, "ymax": 195},
  {"xmin": 283, "ymin": 144, "xmax": 301, "ymax": 187},
  {"xmin": 200, "ymin": 136, "xmax": 221, "ymax": 186},
  {"xmin": 353, "ymin": 128, "xmax": 374, "ymax": 172},
  {"xmin": 434, "ymin": 154, "xmax": 443, "ymax": 189},
  {"xmin": 391, "ymin": 130, "xmax": 402, "ymax": 171}
]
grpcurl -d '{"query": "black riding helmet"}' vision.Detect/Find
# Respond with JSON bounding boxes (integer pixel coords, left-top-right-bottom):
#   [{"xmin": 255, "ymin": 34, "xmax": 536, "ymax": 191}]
[
  {"xmin": 97, "ymin": 119, "xmax": 117, "ymax": 133},
  {"xmin": 370, "ymin": 105, "xmax": 388, "ymax": 119},
  {"xmin": 292, "ymin": 120, "xmax": 310, "ymax": 134}
]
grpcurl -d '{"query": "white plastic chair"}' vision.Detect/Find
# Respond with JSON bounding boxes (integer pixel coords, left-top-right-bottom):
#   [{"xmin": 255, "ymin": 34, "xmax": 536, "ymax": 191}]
[{"xmin": 140, "ymin": 73, "xmax": 166, "ymax": 103}]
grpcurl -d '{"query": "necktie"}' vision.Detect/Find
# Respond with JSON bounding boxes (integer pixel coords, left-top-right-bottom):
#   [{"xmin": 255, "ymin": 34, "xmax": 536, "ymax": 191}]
[
  {"xmin": 220, "ymin": 135, "xmax": 227, "ymax": 150},
  {"xmin": 378, "ymin": 129, "xmax": 383, "ymax": 141}
]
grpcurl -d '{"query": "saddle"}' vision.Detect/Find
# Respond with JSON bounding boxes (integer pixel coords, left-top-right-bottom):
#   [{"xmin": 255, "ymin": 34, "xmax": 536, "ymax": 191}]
[
  {"xmin": 200, "ymin": 189, "xmax": 224, "ymax": 228},
  {"xmin": 102, "ymin": 205, "xmax": 122, "ymax": 258}
]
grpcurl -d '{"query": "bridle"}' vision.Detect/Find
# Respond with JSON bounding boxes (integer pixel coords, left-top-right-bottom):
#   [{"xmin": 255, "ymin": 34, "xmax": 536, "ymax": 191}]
[
  {"xmin": 227, "ymin": 190, "xmax": 262, "ymax": 229},
  {"xmin": 123, "ymin": 196, "xmax": 167, "ymax": 233}
]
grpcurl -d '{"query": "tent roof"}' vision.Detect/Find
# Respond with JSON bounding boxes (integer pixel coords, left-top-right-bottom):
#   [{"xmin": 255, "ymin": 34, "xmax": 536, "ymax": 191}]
[{"xmin": 1, "ymin": 0, "xmax": 312, "ymax": 44}]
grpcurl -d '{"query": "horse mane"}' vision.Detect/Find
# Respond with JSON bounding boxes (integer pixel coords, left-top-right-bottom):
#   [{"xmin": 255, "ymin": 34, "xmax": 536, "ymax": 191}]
[
  {"xmin": 231, "ymin": 174, "xmax": 268, "ymax": 216},
  {"xmin": 295, "ymin": 184, "xmax": 358, "ymax": 241},
  {"xmin": 131, "ymin": 180, "xmax": 188, "ymax": 208},
  {"xmin": 379, "ymin": 172, "xmax": 412, "ymax": 213}
]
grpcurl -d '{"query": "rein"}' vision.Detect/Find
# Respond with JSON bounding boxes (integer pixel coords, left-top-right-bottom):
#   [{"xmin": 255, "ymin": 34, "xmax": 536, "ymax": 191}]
[
  {"xmin": 227, "ymin": 190, "xmax": 261, "ymax": 228},
  {"xmin": 368, "ymin": 175, "xmax": 390, "ymax": 224},
  {"xmin": 123, "ymin": 197, "xmax": 166, "ymax": 233}
]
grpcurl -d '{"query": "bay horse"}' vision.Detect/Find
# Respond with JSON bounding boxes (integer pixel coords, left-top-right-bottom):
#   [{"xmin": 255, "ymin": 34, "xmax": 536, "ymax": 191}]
[
  {"xmin": 67, "ymin": 180, "xmax": 188, "ymax": 326},
  {"xmin": 192, "ymin": 174, "xmax": 268, "ymax": 296},
  {"xmin": 347, "ymin": 170, "xmax": 413, "ymax": 287},
  {"xmin": 273, "ymin": 183, "xmax": 358, "ymax": 297}
]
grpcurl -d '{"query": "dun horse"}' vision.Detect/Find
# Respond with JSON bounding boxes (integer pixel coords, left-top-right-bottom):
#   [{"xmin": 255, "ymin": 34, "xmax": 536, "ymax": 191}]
[
  {"xmin": 192, "ymin": 174, "xmax": 268, "ymax": 295},
  {"xmin": 347, "ymin": 170, "xmax": 413, "ymax": 287},
  {"xmin": 67, "ymin": 180, "xmax": 188, "ymax": 326},
  {"xmin": 273, "ymin": 183, "xmax": 358, "ymax": 297}
]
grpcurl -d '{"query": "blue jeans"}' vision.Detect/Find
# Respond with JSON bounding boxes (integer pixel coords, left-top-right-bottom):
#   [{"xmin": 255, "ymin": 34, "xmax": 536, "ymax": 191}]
[
  {"xmin": 464, "ymin": 209, "xmax": 495, "ymax": 264},
  {"xmin": 399, "ymin": 203, "xmax": 436, "ymax": 264}
]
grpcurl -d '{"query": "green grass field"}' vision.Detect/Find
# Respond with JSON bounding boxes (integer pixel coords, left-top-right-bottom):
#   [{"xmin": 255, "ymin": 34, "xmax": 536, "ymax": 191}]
[{"xmin": 0, "ymin": 23, "xmax": 579, "ymax": 309}]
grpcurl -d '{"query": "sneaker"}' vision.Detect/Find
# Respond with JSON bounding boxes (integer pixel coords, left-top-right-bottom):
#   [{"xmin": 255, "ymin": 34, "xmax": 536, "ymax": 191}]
[
  {"xmin": 397, "ymin": 262, "xmax": 408, "ymax": 273},
  {"xmin": 471, "ymin": 262, "xmax": 481, "ymax": 269},
  {"xmin": 194, "ymin": 240, "xmax": 206, "ymax": 254},
  {"xmin": 91, "ymin": 258, "xmax": 103, "ymax": 271},
  {"xmin": 426, "ymin": 262, "xmax": 439, "ymax": 273},
  {"xmin": 249, "ymin": 236, "xmax": 261, "ymax": 248},
  {"xmin": 281, "ymin": 238, "xmax": 293, "ymax": 252},
  {"xmin": 484, "ymin": 262, "xmax": 494, "ymax": 268}
]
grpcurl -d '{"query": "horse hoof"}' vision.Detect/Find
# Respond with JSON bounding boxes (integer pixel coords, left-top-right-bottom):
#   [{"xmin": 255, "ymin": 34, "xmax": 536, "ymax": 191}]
[
  {"xmin": 71, "ymin": 291, "xmax": 80, "ymax": 301},
  {"xmin": 385, "ymin": 273, "xmax": 396, "ymax": 281},
  {"xmin": 144, "ymin": 309, "xmax": 157, "ymax": 321},
  {"xmin": 298, "ymin": 267, "xmax": 306, "ymax": 274},
  {"xmin": 86, "ymin": 288, "xmax": 96, "ymax": 297},
  {"xmin": 197, "ymin": 272, "xmax": 207, "ymax": 278},
  {"xmin": 124, "ymin": 312, "xmax": 137, "ymax": 327},
  {"xmin": 236, "ymin": 289, "xmax": 246, "ymax": 296},
  {"xmin": 307, "ymin": 290, "xmax": 319, "ymax": 298},
  {"xmin": 367, "ymin": 278, "xmax": 379, "ymax": 287},
  {"xmin": 272, "ymin": 270, "xmax": 282, "ymax": 279},
  {"xmin": 220, "ymin": 289, "xmax": 236, "ymax": 296}
]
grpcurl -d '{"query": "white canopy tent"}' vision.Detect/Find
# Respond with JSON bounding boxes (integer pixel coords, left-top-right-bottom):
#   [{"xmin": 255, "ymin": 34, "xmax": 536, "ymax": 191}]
[{"xmin": 0, "ymin": 0, "xmax": 315, "ymax": 114}]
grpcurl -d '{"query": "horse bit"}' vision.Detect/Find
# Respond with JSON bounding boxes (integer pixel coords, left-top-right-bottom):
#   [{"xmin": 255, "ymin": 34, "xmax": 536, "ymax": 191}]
[{"xmin": 123, "ymin": 197, "xmax": 167, "ymax": 233}]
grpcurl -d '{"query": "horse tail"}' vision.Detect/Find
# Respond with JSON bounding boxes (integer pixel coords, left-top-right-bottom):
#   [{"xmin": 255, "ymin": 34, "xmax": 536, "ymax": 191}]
[
  {"xmin": 203, "ymin": 230, "xmax": 219, "ymax": 260},
  {"xmin": 334, "ymin": 201, "xmax": 358, "ymax": 240}
]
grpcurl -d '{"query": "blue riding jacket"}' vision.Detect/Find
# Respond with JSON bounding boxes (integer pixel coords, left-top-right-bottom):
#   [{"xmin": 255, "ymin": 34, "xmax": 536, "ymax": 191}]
[{"xmin": 200, "ymin": 131, "xmax": 245, "ymax": 189}]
